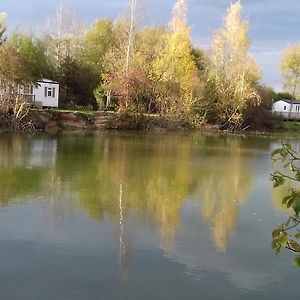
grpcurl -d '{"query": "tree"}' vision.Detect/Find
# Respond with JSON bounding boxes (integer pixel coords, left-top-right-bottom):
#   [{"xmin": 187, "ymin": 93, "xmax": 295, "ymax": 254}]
[
  {"xmin": 207, "ymin": 1, "xmax": 260, "ymax": 129},
  {"xmin": 125, "ymin": 0, "xmax": 138, "ymax": 72},
  {"xmin": 9, "ymin": 33, "xmax": 52, "ymax": 81},
  {"xmin": 0, "ymin": 44, "xmax": 33, "ymax": 132},
  {"xmin": 43, "ymin": 3, "xmax": 82, "ymax": 69},
  {"xmin": 280, "ymin": 44, "xmax": 300, "ymax": 116},
  {"xmin": 80, "ymin": 19, "xmax": 115, "ymax": 76},
  {"xmin": 101, "ymin": 2, "xmax": 147, "ymax": 112},
  {"xmin": 41, "ymin": 4, "xmax": 96, "ymax": 108},
  {"xmin": 151, "ymin": 0, "xmax": 200, "ymax": 115},
  {"xmin": 0, "ymin": 12, "xmax": 6, "ymax": 45},
  {"xmin": 256, "ymin": 84, "xmax": 276, "ymax": 110},
  {"xmin": 273, "ymin": 92, "xmax": 293, "ymax": 102},
  {"xmin": 58, "ymin": 56, "xmax": 97, "ymax": 108},
  {"xmin": 191, "ymin": 46, "xmax": 206, "ymax": 72},
  {"xmin": 79, "ymin": 19, "xmax": 116, "ymax": 109},
  {"xmin": 0, "ymin": 43, "xmax": 34, "ymax": 84}
]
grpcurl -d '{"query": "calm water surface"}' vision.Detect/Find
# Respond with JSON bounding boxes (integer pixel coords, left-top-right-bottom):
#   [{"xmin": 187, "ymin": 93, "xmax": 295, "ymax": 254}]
[{"xmin": 0, "ymin": 132, "xmax": 299, "ymax": 299}]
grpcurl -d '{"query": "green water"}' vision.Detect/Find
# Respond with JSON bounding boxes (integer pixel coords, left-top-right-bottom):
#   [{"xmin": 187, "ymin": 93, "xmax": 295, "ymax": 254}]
[{"xmin": 0, "ymin": 132, "xmax": 298, "ymax": 299}]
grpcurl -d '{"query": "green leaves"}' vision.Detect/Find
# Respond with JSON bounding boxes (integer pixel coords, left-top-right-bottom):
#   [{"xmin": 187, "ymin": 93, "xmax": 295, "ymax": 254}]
[
  {"xmin": 289, "ymin": 240, "xmax": 300, "ymax": 252},
  {"xmin": 271, "ymin": 143, "xmax": 300, "ymax": 265},
  {"xmin": 292, "ymin": 195, "xmax": 300, "ymax": 216},
  {"xmin": 279, "ymin": 191, "xmax": 300, "ymax": 215},
  {"xmin": 272, "ymin": 173, "xmax": 285, "ymax": 188},
  {"xmin": 282, "ymin": 194, "xmax": 293, "ymax": 205},
  {"xmin": 271, "ymin": 144, "xmax": 292, "ymax": 162},
  {"xmin": 271, "ymin": 148, "xmax": 286, "ymax": 158},
  {"xmin": 293, "ymin": 256, "xmax": 300, "ymax": 267},
  {"xmin": 272, "ymin": 226, "xmax": 288, "ymax": 255}
]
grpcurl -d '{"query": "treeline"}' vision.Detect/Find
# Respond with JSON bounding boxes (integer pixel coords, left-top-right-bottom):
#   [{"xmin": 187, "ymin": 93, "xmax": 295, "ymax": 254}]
[{"xmin": 0, "ymin": 1, "xmax": 295, "ymax": 130}]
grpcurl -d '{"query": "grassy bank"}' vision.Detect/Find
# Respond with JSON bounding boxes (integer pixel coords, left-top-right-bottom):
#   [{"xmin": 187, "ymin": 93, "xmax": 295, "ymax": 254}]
[
  {"xmin": 1, "ymin": 108, "xmax": 297, "ymax": 134},
  {"xmin": 25, "ymin": 109, "xmax": 201, "ymax": 133},
  {"xmin": 278, "ymin": 121, "xmax": 300, "ymax": 132}
]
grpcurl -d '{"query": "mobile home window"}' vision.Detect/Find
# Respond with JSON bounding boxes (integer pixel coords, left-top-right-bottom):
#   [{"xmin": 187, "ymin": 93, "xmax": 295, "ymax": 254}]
[
  {"xmin": 284, "ymin": 105, "xmax": 287, "ymax": 110},
  {"xmin": 44, "ymin": 87, "xmax": 55, "ymax": 97}
]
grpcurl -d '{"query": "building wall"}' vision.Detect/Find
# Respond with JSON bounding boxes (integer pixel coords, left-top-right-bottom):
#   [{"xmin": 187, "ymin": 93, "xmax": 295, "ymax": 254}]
[
  {"xmin": 33, "ymin": 81, "xmax": 59, "ymax": 107},
  {"xmin": 273, "ymin": 100, "xmax": 300, "ymax": 113},
  {"xmin": 273, "ymin": 100, "xmax": 300, "ymax": 119},
  {"xmin": 272, "ymin": 100, "xmax": 290, "ymax": 112}
]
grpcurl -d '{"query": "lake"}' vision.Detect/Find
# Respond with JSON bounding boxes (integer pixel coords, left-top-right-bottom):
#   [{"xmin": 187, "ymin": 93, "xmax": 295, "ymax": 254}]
[{"xmin": 0, "ymin": 132, "xmax": 299, "ymax": 299}]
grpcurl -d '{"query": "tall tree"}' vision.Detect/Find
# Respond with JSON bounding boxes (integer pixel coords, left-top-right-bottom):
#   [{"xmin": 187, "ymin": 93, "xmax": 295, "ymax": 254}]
[
  {"xmin": 207, "ymin": 1, "xmax": 260, "ymax": 129},
  {"xmin": 79, "ymin": 19, "xmax": 116, "ymax": 109},
  {"xmin": 101, "ymin": 2, "xmax": 143, "ymax": 111},
  {"xmin": 125, "ymin": 0, "xmax": 138, "ymax": 71},
  {"xmin": 0, "ymin": 44, "xmax": 34, "ymax": 85},
  {"xmin": 58, "ymin": 56, "xmax": 97, "ymax": 108},
  {"xmin": 43, "ymin": 3, "xmax": 82, "ymax": 69},
  {"xmin": 9, "ymin": 33, "xmax": 52, "ymax": 80},
  {"xmin": 80, "ymin": 19, "xmax": 115, "ymax": 76},
  {"xmin": 280, "ymin": 43, "xmax": 300, "ymax": 115},
  {"xmin": 152, "ymin": 0, "xmax": 199, "ymax": 115}
]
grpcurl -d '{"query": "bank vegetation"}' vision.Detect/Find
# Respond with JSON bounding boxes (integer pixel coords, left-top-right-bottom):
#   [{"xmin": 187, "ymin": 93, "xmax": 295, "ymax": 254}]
[{"xmin": 0, "ymin": 1, "xmax": 299, "ymax": 132}]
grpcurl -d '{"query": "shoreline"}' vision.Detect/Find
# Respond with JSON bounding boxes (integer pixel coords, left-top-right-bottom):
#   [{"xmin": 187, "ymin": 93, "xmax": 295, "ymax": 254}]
[{"xmin": 1, "ymin": 109, "xmax": 299, "ymax": 136}]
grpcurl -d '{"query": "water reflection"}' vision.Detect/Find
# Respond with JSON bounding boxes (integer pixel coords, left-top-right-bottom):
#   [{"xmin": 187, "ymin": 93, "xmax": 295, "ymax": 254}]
[
  {"xmin": 0, "ymin": 133, "xmax": 255, "ymax": 253},
  {"xmin": 2, "ymin": 134, "xmax": 300, "ymax": 299},
  {"xmin": 197, "ymin": 139, "xmax": 253, "ymax": 251}
]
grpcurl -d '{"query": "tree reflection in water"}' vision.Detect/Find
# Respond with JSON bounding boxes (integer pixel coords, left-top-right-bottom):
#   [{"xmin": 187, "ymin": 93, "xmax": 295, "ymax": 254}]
[{"xmin": 0, "ymin": 134, "xmax": 254, "ymax": 257}]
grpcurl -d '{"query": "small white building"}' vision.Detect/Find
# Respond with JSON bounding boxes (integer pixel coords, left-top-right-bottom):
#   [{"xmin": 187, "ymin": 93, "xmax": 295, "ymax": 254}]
[
  {"xmin": 0, "ymin": 78, "xmax": 59, "ymax": 108},
  {"xmin": 272, "ymin": 99, "xmax": 300, "ymax": 119},
  {"xmin": 33, "ymin": 79, "xmax": 59, "ymax": 108}
]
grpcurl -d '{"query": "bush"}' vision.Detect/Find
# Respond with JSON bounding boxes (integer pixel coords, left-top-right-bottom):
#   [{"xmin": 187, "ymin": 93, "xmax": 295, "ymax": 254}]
[
  {"xmin": 0, "ymin": 95, "xmax": 34, "ymax": 132},
  {"xmin": 243, "ymin": 104, "xmax": 275, "ymax": 130}
]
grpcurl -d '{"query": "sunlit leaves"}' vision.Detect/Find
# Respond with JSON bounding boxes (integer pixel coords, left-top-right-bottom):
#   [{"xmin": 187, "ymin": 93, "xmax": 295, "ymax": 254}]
[
  {"xmin": 206, "ymin": 1, "xmax": 260, "ymax": 129},
  {"xmin": 271, "ymin": 143, "xmax": 300, "ymax": 265},
  {"xmin": 9, "ymin": 33, "xmax": 51, "ymax": 81},
  {"xmin": 80, "ymin": 19, "xmax": 115, "ymax": 75},
  {"xmin": 271, "ymin": 173, "xmax": 285, "ymax": 188},
  {"xmin": 272, "ymin": 225, "xmax": 287, "ymax": 255},
  {"xmin": 280, "ymin": 44, "xmax": 300, "ymax": 98}
]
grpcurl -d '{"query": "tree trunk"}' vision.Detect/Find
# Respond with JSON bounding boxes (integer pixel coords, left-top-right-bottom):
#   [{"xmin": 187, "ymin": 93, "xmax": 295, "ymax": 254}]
[
  {"xmin": 289, "ymin": 73, "xmax": 299, "ymax": 119},
  {"xmin": 125, "ymin": 0, "xmax": 137, "ymax": 72}
]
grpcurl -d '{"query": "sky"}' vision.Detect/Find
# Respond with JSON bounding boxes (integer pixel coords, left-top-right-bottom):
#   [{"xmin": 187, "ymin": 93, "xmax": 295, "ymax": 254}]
[{"xmin": 1, "ymin": 0, "xmax": 300, "ymax": 91}]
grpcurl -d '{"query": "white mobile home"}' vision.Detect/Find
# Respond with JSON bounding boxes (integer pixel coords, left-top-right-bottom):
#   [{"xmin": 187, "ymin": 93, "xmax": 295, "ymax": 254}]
[
  {"xmin": 272, "ymin": 99, "xmax": 300, "ymax": 119},
  {"xmin": 0, "ymin": 79, "xmax": 59, "ymax": 108},
  {"xmin": 33, "ymin": 79, "xmax": 59, "ymax": 108}
]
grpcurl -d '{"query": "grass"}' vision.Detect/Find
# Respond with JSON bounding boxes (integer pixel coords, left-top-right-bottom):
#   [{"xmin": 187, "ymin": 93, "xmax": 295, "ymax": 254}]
[
  {"xmin": 281, "ymin": 121, "xmax": 300, "ymax": 132},
  {"xmin": 30, "ymin": 108, "xmax": 116, "ymax": 116}
]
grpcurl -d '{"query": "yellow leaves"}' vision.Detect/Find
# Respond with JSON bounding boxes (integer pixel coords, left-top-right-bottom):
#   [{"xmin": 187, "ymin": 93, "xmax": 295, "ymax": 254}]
[
  {"xmin": 208, "ymin": 1, "xmax": 260, "ymax": 126},
  {"xmin": 223, "ymin": 1, "xmax": 249, "ymax": 51},
  {"xmin": 280, "ymin": 44, "xmax": 300, "ymax": 74},
  {"xmin": 169, "ymin": 0, "xmax": 188, "ymax": 32},
  {"xmin": 199, "ymin": 139, "xmax": 252, "ymax": 250},
  {"xmin": 0, "ymin": 12, "xmax": 6, "ymax": 30},
  {"xmin": 279, "ymin": 44, "xmax": 300, "ymax": 93}
]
